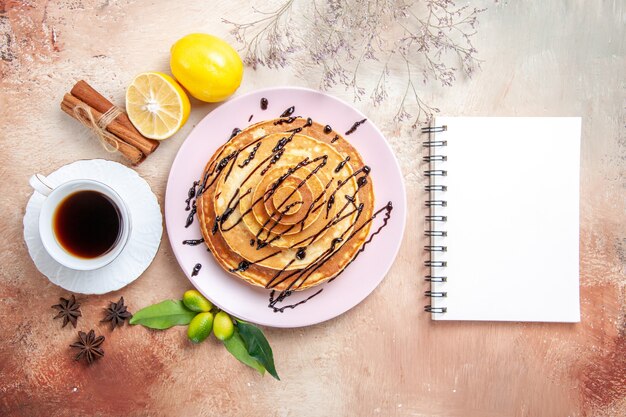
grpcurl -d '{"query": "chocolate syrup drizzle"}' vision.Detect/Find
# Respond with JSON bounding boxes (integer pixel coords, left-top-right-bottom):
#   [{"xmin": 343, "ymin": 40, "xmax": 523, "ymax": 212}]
[
  {"xmin": 248, "ymin": 114, "xmax": 253, "ymax": 122},
  {"xmin": 334, "ymin": 156, "xmax": 350, "ymax": 173},
  {"xmin": 345, "ymin": 118, "xmax": 367, "ymax": 135},
  {"xmin": 260, "ymin": 98, "xmax": 268, "ymax": 110},
  {"xmin": 182, "ymin": 238, "xmax": 204, "ymax": 246},
  {"xmin": 191, "ymin": 263, "xmax": 202, "ymax": 277},
  {"xmin": 280, "ymin": 106, "xmax": 295, "ymax": 117},
  {"xmin": 185, "ymin": 181, "xmax": 199, "ymax": 211},
  {"xmin": 274, "ymin": 116, "xmax": 298, "ymax": 126},
  {"xmin": 268, "ymin": 288, "xmax": 323, "ymax": 313},
  {"xmin": 183, "ymin": 112, "xmax": 393, "ymax": 313},
  {"xmin": 185, "ymin": 201, "xmax": 197, "ymax": 228},
  {"xmin": 238, "ymin": 142, "xmax": 260, "ymax": 168},
  {"xmin": 230, "ymin": 127, "xmax": 242, "ymax": 139}
]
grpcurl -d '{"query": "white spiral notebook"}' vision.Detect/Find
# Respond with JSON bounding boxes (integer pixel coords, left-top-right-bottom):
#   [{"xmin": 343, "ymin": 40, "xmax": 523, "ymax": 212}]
[{"xmin": 423, "ymin": 117, "xmax": 581, "ymax": 322}]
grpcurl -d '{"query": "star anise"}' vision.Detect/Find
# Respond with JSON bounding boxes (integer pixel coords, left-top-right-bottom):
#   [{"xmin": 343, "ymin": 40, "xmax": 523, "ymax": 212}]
[
  {"xmin": 51, "ymin": 295, "xmax": 82, "ymax": 328},
  {"xmin": 70, "ymin": 330, "xmax": 105, "ymax": 364},
  {"xmin": 101, "ymin": 297, "xmax": 132, "ymax": 329}
]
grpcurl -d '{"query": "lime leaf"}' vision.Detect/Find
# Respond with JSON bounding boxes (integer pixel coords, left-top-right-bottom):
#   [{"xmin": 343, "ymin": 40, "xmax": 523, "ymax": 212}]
[
  {"xmin": 223, "ymin": 329, "xmax": 265, "ymax": 375},
  {"xmin": 237, "ymin": 321, "xmax": 280, "ymax": 380},
  {"xmin": 129, "ymin": 300, "xmax": 197, "ymax": 329}
]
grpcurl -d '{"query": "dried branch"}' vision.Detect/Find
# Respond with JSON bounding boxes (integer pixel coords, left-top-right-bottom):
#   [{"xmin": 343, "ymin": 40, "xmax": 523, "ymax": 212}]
[{"xmin": 224, "ymin": 0, "xmax": 485, "ymax": 126}]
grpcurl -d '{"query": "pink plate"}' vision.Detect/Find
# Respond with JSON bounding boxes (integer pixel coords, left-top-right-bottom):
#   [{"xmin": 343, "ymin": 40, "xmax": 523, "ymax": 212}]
[{"xmin": 165, "ymin": 87, "xmax": 406, "ymax": 328}]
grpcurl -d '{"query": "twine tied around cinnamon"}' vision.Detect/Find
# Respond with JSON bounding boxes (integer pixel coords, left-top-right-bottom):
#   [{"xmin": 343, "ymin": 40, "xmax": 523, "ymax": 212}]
[{"xmin": 71, "ymin": 102, "xmax": 125, "ymax": 153}]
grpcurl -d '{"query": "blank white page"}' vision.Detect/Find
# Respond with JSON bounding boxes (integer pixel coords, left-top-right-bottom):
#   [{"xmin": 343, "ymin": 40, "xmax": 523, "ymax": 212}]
[{"xmin": 429, "ymin": 117, "xmax": 581, "ymax": 322}]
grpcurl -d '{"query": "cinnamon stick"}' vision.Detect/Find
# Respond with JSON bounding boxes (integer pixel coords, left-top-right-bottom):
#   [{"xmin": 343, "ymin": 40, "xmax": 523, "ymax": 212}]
[
  {"xmin": 70, "ymin": 80, "xmax": 159, "ymax": 155},
  {"xmin": 62, "ymin": 93, "xmax": 154, "ymax": 160},
  {"xmin": 61, "ymin": 95, "xmax": 145, "ymax": 165}
]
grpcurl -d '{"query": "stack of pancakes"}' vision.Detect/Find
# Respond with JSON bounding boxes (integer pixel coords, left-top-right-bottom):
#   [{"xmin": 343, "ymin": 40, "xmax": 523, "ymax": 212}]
[{"xmin": 197, "ymin": 118, "xmax": 374, "ymax": 292}]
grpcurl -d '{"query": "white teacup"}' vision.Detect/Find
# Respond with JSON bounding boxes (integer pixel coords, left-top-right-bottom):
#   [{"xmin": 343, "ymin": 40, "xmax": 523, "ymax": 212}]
[{"xmin": 29, "ymin": 174, "xmax": 132, "ymax": 270}]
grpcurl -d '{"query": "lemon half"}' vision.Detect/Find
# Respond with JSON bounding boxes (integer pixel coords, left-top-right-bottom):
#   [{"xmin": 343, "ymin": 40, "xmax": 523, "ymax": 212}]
[{"xmin": 126, "ymin": 72, "xmax": 190, "ymax": 140}]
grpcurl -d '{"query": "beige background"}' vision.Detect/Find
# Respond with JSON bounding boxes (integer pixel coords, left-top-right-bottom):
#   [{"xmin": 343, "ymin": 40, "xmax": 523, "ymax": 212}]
[{"xmin": 1, "ymin": 1, "xmax": 624, "ymax": 416}]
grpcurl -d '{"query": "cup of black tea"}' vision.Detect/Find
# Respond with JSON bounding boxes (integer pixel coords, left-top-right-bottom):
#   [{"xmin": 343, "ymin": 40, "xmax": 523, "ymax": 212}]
[{"xmin": 29, "ymin": 174, "xmax": 131, "ymax": 270}]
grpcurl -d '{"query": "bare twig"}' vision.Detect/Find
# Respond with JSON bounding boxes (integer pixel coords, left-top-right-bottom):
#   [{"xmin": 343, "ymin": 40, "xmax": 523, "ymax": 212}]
[{"xmin": 225, "ymin": 0, "xmax": 484, "ymax": 127}]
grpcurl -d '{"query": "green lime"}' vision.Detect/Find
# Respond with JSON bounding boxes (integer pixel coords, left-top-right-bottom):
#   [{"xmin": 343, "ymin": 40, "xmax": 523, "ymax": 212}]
[
  {"xmin": 183, "ymin": 290, "xmax": 213, "ymax": 312},
  {"xmin": 213, "ymin": 311, "xmax": 234, "ymax": 341},
  {"xmin": 187, "ymin": 312, "xmax": 214, "ymax": 343}
]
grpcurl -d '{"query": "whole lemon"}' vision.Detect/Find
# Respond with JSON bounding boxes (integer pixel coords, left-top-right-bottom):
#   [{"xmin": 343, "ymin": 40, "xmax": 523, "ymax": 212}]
[{"xmin": 170, "ymin": 33, "xmax": 243, "ymax": 103}]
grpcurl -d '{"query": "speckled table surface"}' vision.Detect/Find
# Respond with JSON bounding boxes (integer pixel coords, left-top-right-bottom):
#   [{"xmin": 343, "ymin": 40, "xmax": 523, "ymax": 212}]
[{"xmin": 1, "ymin": 1, "xmax": 624, "ymax": 416}]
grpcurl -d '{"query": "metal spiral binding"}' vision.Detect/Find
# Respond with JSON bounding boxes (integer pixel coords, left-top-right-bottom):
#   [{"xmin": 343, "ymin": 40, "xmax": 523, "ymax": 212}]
[
  {"xmin": 425, "ymin": 291, "xmax": 447, "ymax": 297},
  {"xmin": 423, "ymin": 140, "xmax": 447, "ymax": 147},
  {"xmin": 424, "ymin": 306, "xmax": 447, "ymax": 313},
  {"xmin": 425, "ymin": 200, "xmax": 447, "ymax": 207},
  {"xmin": 425, "ymin": 185, "xmax": 447, "ymax": 192},
  {"xmin": 422, "ymin": 125, "xmax": 448, "ymax": 314},
  {"xmin": 425, "ymin": 260, "xmax": 447, "ymax": 267},
  {"xmin": 425, "ymin": 275, "xmax": 447, "ymax": 282},
  {"xmin": 422, "ymin": 126, "xmax": 448, "ymax": 133},
  {"xmin": 425, "ymin": 230, "xmax": 447, "ymax": 237},
  {"xmin": 423, "ymin": 155, "xmax": 447, "ymax": 162},
  {"xmin": 425, "ymin": 215, "xmax": 447, "ymax": 222},
  {"xmin": 424, "ymin": 170, "xmax": 447, "ymax": 177}
]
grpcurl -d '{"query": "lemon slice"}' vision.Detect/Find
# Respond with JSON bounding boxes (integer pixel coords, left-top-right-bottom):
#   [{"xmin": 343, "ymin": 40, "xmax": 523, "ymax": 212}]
[{"xmin": 126, "ymin": 72, "xmax": 190, "ymax": 140}]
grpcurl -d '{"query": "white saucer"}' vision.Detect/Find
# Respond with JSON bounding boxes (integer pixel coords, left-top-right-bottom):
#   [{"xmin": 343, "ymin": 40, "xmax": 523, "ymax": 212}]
[{"xmin": 23, "ymin": 159, "xmax": 162, "ymax": 294}]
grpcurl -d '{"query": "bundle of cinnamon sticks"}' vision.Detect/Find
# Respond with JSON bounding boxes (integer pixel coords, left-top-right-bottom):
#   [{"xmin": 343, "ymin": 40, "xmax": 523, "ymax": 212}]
[{"xmin": 61, "ymin": 81, "xmax": 159, "ymax": 165}]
